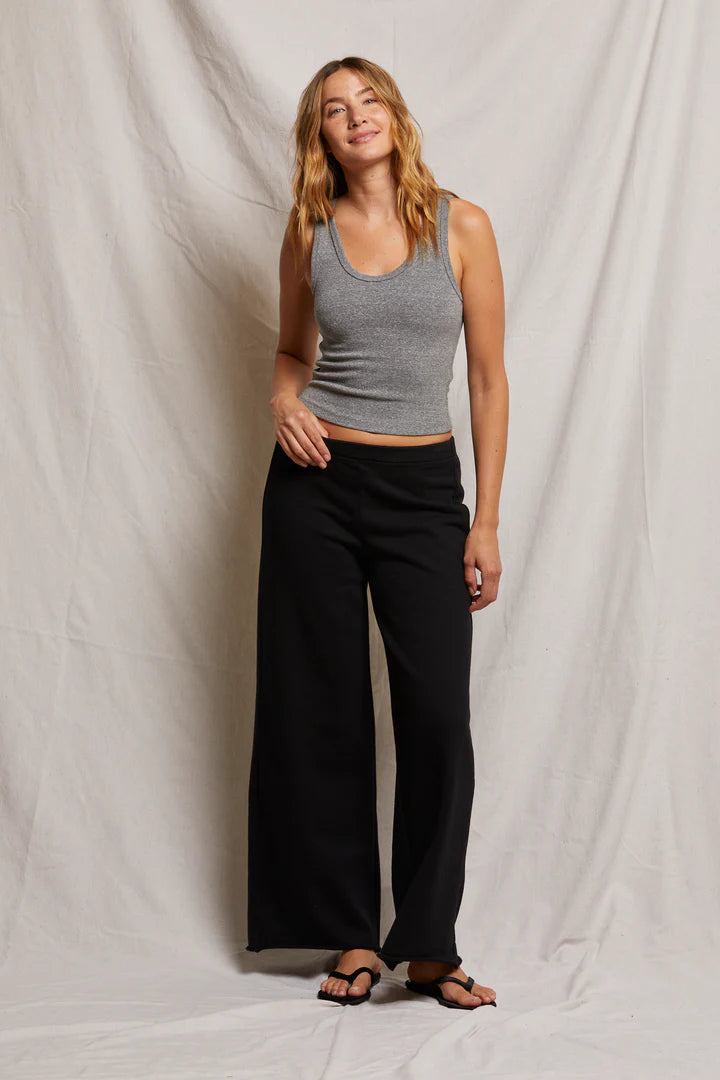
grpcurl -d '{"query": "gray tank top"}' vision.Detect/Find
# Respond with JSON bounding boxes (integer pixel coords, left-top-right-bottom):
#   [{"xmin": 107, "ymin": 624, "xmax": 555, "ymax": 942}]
[{"xmin": 298, "ymin": 193, "xmax": 464, "ymax": 435}]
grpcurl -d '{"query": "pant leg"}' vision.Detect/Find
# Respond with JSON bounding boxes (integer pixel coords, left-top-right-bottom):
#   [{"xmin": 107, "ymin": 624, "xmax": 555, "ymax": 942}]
[
  {"xmin": 246, "ymin": 442, "xmax": 381, "ymax": 952},
  {"xmin": 364, "ymin": 449, "xmax": 475, "ymax": 971}
]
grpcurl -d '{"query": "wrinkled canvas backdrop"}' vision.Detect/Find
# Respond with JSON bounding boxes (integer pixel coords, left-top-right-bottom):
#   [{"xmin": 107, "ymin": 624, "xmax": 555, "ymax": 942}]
[{"xmin": 1, "ymin": 0, "xmax": 718, "ymax": 1077}]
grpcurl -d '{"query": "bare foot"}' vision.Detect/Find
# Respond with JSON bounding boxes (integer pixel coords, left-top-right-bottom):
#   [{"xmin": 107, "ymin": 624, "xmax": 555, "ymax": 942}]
[
  {"xmin": 319, "ymin": 948, "xmax": 382, "ymax": 1000},
  {"xmin": 407, "ymin": 961, "xmax": 496, "ymax": 1007}
]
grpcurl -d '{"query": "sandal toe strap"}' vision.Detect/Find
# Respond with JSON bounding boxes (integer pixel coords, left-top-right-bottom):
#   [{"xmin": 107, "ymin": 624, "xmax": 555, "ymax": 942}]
[
  {"xmin": 436, "ymin": 974, "xmax": 474, "ymax": 992},
  {"xmin": 328, "ymin": 965, "xmax": 377, "ymax": 985}
]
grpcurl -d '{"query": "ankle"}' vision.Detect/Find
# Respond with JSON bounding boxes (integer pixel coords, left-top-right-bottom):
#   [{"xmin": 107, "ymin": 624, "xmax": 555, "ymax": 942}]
[
  {"xmin": 338, "ymin": 947, "xmax": 381, "ymax": 968},
  {"xmin": 407, "ymin": 960, "xmax": 457, "ymax": 977}
]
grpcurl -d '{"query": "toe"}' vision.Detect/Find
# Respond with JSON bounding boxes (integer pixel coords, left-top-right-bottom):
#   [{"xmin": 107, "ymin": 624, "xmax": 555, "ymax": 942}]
[
  {"xmin": 320, "ymin": 952, "xmax": 380, "ymax": 999},
  {"xmin": 469, "ymin": 982, "xmax": 496, "ymax": 1005},
  {"xmin": 438, "ymin": 978, "xmax": 497, "ymax": 1007}
]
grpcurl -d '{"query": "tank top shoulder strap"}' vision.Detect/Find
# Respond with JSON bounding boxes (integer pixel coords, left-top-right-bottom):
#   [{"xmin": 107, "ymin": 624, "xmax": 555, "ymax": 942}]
[
  {"xmin": 310, "ymin": 205, "xmax": 335, "ymax": 293},
  {"xmin": 437, "ymin": 193, "xmax": 463, "ymax": 301}
]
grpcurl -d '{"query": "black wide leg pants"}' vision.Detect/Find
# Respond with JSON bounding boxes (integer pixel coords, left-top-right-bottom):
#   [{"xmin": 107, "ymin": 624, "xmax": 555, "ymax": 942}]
[{"xmin": 246, "ymin": 434, "xmax": 475, "ymax": 971}]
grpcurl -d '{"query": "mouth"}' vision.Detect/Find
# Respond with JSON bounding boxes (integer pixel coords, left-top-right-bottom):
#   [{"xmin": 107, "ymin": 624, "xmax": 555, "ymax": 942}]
[{"xmin": 349, "ymin": 130, "xmax": 379, "ymax": 145}]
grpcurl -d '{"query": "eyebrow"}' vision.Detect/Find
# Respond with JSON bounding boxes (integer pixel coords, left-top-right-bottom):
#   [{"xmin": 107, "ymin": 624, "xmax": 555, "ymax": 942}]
[{"xmin": 323, "ymin": 86, "xmax": 374, "ymax": 107}]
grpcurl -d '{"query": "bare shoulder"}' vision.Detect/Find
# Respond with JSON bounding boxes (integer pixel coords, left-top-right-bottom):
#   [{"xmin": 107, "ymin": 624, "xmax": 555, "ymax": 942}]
[
  {"xmin": 446, "ymin": 196, "xmax": 497, "ymax": 245},
  {"xmin": 280, "ymin": 213, "xmax": 316, "ymax": 289},
  {"xmin": 447, "ymin": 197, "xmax": 501, "ymax": 292}
]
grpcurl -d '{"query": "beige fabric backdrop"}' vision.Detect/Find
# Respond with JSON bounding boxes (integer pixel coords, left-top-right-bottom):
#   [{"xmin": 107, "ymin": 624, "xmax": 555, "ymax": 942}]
[{"xmin": 1, "ymin": 0, "xmax": 718, "ymax": 1076}]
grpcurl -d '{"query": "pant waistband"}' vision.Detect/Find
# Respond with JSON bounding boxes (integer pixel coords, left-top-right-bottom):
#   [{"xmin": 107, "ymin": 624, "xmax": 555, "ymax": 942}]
[{"xmin": 321, "ymin": 435, "xmax": 456, "ymax": 463}]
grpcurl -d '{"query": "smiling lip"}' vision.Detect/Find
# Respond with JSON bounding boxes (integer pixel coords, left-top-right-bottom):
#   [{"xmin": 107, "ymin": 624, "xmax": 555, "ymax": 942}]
[{"xmin": 349, "ymin": 130, "xmax": 379, "ymax": 144}]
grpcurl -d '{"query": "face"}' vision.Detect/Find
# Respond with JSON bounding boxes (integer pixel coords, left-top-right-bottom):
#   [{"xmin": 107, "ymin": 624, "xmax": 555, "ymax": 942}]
[{"xmin": 320, "ymin": 68, "xmax": 393, "ymax": 168}]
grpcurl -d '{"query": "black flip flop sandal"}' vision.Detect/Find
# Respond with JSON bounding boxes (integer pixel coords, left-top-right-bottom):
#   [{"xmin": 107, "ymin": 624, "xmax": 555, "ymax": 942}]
[
  {"xmin": 405, "ymin": 973, "xmax": 498, "ymax": 1010},
  {"xmin": 317, "ymin": 965, "xmax": 381, "ymax": 1005}
]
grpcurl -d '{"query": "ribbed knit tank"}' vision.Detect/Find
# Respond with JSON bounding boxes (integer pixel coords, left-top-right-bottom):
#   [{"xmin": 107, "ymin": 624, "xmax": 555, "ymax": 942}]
[{"xmin": 298, "ymin": 193, "xmax": 464, "ymax": 436}]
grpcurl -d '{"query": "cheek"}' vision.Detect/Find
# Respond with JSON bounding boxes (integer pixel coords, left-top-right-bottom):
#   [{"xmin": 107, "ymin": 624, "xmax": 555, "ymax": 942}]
[
  {"xmin": 322, "ymin": 123, "xmax": 341, "ymax": 150},
  {"xmin": 375, "ymin": 109, "xmax": 393, "ymax": 137}
]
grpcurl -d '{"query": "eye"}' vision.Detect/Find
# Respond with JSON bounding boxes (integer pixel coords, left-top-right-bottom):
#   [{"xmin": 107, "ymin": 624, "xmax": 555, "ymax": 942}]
[{"xmin": 328, "ymin": 97, "xmax": 378, "ymax": 117}]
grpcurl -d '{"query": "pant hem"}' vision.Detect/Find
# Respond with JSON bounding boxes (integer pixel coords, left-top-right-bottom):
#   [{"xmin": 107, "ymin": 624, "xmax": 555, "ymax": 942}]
[
  {"xmin": 246, "ymin": 943, "xmax": 381, "ymax": 954},
  {"xmin": 375, "ymin": 949, "xmax": 462, "ymax": 972}
]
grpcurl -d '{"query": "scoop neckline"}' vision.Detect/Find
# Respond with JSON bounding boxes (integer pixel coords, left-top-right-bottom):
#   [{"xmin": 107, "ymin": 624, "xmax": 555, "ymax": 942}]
[{"xmin": 329, "ymin": 197, "xmax": 417, "ymax": 282}]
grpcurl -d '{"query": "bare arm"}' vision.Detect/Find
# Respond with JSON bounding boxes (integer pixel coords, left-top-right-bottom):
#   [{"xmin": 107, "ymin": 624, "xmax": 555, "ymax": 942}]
[
  {"xmin": 454, "ymin": 199, "xmax": 508, "ymax": 611},
  {"xmin": 270, "ymin": 220, "xmax": 332, "ymax": 468}
]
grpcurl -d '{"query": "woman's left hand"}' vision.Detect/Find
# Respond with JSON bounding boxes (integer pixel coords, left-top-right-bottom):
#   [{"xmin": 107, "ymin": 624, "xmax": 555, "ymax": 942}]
[{"xmin": 464, "ymin": 524, "xmax": 502, "ymax": 612}]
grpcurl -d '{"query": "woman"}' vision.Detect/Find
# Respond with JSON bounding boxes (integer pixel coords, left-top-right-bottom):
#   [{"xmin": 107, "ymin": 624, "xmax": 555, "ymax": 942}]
[{"xmin": 246, "ymin": 57, "xmax": 507, "ymax": 1011}]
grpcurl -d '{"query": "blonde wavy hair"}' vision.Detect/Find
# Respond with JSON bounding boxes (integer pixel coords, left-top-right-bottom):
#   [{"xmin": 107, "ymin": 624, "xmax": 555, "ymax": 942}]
[{"xmin": 286, "ymin": 56, "xmax": 458, "ymax": 271}]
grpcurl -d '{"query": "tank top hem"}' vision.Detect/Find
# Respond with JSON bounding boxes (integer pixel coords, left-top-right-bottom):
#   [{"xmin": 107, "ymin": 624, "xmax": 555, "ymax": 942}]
[{"xmin": 298, "ymin": 386, "xmax": 453, "ymax": 437}]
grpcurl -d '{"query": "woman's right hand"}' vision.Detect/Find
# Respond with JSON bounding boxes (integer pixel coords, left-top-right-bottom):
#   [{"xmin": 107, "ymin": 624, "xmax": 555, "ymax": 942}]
[{"xmin": 271, "ymin": 392, "xmax": 332, "ymax": 468}]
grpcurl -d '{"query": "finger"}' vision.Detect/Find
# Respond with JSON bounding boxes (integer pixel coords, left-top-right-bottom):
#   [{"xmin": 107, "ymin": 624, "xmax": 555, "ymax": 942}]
[
  {"xmin": 281, "ymin": 431, "xmax": 314, "ymax": 466},
  {"xmin": 469, "ymin": 587, "xmax": 498, "ymax": 611},
  {"xmin": 278, "ymin": 427, "xmax": 330, "ymax": 468},
  {"xmin": 294, "ymin": 427, "xmax": 330, "ymax": 467},
  {"xmin": 307, "ymin": 422, "xmax": 331, "ymax": 464},
  {"xmin": 275, "ymin": 434, "xmax": 302, "ymax": 465}
]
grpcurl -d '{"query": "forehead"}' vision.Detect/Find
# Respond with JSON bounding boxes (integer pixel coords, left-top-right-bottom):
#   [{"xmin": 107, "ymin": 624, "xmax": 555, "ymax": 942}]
[{"xmin": 321, "ymin": 70, "xmax": 375, "ymax": 106}]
